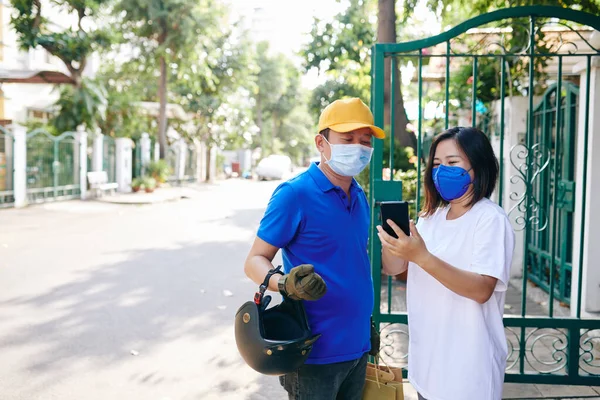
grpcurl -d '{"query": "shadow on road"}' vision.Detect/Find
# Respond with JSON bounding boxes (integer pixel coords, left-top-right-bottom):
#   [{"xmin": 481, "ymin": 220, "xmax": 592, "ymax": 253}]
[{"xmin": 0, "ymin": 205, "xmax": 285, "ymax": 399}]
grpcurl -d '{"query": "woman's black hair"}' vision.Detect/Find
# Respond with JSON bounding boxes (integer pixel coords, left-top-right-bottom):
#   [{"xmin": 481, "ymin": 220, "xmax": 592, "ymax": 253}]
[{"xmin": 421, "ymin": 126, "xmax": 499, "ymax": 217}]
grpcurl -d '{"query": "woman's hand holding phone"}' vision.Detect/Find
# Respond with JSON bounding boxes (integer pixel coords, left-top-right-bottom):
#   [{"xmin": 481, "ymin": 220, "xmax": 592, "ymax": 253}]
[{"xmin": 377, "ymin": 220, "xmax": 431, "ymax": 266}]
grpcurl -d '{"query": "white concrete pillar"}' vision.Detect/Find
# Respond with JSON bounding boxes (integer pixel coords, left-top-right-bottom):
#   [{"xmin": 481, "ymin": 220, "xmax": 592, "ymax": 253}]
[
  {"xmin": 193, "ymin": 139, "xmax": 203, "ymax": 182},
  {"xmin": 140, "ymin": 133, "xmax": 151, "ymax": 173},
  {"xmin": 12, "ymin": 124, "xmax": 27, "ymax": 208},
  {"xmin": 76, "ymin": 126, "xmax": 88, "ymax": 200},
  {"xmin": 92, "ymin": 129, "xmax": 103, "ymax": 172},
  {"xmin": 198, "ymin": 141, "xmax": 207, "ymax": 182},
  {"xmin": 208, "ymin": 145, "xmax": 217, "ymax": 183},
  {"xmin": 571, "ymin": 58, "xmax": 600, "ymax": 315},
  {"xmin": 501, "ymin": 97, "xmax": 529, "ymax": 278},
  {"xmin": 115, "ymin": 138, "xmax": 133, "ymax": 193}
]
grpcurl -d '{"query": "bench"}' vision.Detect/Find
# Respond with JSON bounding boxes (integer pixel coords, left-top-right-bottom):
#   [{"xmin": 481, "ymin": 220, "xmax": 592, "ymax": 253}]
[{"xmin": 87, "ymin": 171, "xmax": 118, "ymax": 198}]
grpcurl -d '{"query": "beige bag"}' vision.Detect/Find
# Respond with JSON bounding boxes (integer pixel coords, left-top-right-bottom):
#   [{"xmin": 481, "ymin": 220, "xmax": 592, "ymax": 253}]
[{"xmin": 362, "ymin": 359, "xmax": 404, "ymax": 400}]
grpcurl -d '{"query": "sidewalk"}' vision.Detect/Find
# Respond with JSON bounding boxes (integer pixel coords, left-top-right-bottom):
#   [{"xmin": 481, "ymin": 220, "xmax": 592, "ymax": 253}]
[
  {"xmin": 401, "ymin": 382, "xmax": 600, "ymax": 399},
  {"xmin": 380, "ymin": 278, "xmax": 600, "ymax": 399},
  {"xmin": 93, "ymin": 182, "xmax": 217, "ymax": 205}
]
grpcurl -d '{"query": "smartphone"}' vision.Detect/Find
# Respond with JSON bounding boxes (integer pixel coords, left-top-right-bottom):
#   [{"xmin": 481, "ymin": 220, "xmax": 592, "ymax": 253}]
[{"xmin": 380, "ymin": 201, "xmax": 410, "ymax": 238}]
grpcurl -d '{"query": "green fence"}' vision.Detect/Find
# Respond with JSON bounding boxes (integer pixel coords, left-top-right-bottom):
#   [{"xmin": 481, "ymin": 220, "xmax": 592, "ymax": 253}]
[
  {"xmin": 183, "ymin": 143, "xmax": 197, "ymax": 182},
  {"xmin": 527, "ymin": 82, "xmax": 579, "ymax": 306},
  {"xmin": 26, "ymin": 129, "xmax": 80, "ymax": 203},
  {"xmin": 102, "ymin": 136, "xmax": 117, "ymax": 183},
  {"xmin": 369, "ymin": 6, "xmax": 600, "ymax": 385},
  {"xmin": 0, "ymin": 126, "xmax": 14, "ymax": 208}
]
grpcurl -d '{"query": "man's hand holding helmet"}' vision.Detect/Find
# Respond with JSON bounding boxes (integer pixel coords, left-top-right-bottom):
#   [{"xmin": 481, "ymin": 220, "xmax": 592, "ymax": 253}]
[{"xmin": 278, "ymin": 264, "xmax": 327, "ymax": 301}]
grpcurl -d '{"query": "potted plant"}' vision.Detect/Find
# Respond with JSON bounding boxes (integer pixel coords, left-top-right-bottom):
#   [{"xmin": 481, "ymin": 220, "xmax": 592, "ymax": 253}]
[
  {"xmin": 132, "ymin": 177, "xmax": 144, "ymax": 192},
  {"xmin": 147, "ymin": 160, "xmax": 172, "ymax": 186},
  {"xmin": 144, "ymin": 177, "xmax": 157, "ymax": 193}
]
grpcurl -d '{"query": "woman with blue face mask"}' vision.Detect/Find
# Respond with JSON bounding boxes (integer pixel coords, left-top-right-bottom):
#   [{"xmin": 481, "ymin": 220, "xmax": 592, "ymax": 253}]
[{"xmin": 377, "ymin": 127, "xmax": 515, "ymax": 400}]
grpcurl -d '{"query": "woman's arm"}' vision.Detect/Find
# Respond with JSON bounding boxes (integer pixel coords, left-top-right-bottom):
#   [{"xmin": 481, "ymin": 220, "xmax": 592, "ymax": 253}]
[
  {"xmin": 382, "ymin": 247, "xmax": 408, "ymax": 276},
  {"xmin": 377, "ymin": 219, "xmax": 497, "ymax": 304},
  {"xmin": 418, "ymin": 252, "xmax": 497, "ymax": 304}
]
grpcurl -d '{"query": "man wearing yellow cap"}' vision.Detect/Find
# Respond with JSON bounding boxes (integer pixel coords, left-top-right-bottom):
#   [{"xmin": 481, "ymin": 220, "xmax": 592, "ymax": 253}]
[{"xmin": 244, "ymin": 98, "xmax": 385, "ymax": 399}]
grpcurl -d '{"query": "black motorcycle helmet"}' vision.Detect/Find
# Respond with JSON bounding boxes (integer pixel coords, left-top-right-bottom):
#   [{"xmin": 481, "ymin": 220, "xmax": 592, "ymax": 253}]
[{"xmin": 235, "ymin": 266, "xmax": 320, "ymax": 376}]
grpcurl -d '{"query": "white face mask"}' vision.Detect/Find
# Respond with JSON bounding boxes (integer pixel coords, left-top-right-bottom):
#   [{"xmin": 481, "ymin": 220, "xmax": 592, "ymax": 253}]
[{"xmin": 321, "ymin": 135, "xmax": 373, "ymax": 177}]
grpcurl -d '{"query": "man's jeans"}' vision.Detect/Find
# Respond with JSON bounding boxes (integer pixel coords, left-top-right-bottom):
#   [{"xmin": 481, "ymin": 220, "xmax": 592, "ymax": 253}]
[{"xmin": 279, "ymin": 353, "xmax": 368, "ymax": 400}]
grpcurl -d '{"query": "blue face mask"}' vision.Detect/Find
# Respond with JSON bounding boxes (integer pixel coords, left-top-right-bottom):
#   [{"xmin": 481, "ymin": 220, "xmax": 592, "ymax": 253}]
[
  {"xmin": 322, "ymin": 135, "xmax": 373, "ymax": 177},
  {"xmin": 432, "ymin": 164, "xmax": 472, "ymax": 201}
]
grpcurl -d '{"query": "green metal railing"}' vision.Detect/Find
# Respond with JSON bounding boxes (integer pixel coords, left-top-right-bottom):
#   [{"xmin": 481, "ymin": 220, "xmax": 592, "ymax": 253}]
[
  {"xmin": 102, "ymin": 136, "xmax": 117, "ymax": 183},
  {"xmin": 369, "ymin": 6, "xmax": 600, "ymax": 385},
  {"xmin": 166, "ymin": 145, "xmax": 179, "ymax": 184},
  {"xmin": 183, "ymin": 144, "xmax": 197, "ymax": 182},
  {"xmin": 133, "ymin": 139, "xmax": 143, "ymax": 179},
  {"xmin": 527, "ymin": 82, "xmax": 579, "ymax": 305},
  {"xmin": 0, "ymin": 126, "xmax": 15, "ymax": 208},
  {"xmin": 26, "ymin": 129, "xmax": 80, "ymax": 203}
]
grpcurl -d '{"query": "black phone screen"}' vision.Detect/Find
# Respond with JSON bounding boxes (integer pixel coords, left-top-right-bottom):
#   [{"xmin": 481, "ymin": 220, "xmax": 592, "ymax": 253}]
[{"xmin": 380, "ymin": 201, "xmax": 410, "ymax": 238}]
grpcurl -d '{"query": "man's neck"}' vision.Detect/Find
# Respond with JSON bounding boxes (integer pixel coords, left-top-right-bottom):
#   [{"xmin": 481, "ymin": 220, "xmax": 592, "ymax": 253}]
[{"xmin": 318, "ymin": 161, "xmax": 352, "ymax": 194}]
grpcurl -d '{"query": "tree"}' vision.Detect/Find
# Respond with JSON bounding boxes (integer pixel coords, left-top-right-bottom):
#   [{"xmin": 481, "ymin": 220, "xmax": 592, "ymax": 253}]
[
  {"xmin": 378, "ymin": 0, "xmax": 412, "ymax": 147},
  {"xmin": 302, "ymin": 0, "xmax": 413, "ymax": 147},
  {"xmin": 114, "ymin": 0, "xmax": 222, "ymax": 159},
  {"xmin": 10, "ymin": 0, "xmax": 112, "ymax": 130},
  {"xmin": 10, "ymin": 0, "xmax": 111, "ymax": 88},
  {"xmin": 251, "ymin": 42, "xmax": 288, "ymax": 154},
  {"xmin": 302, "ymin": 0, "xmax": 374, "ymax": 118}
]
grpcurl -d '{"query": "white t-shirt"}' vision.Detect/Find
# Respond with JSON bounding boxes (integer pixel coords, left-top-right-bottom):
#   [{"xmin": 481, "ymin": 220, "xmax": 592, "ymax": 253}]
[{"xmin": 407, "ymin": 198, "xmax": 515, "ymax": 400}]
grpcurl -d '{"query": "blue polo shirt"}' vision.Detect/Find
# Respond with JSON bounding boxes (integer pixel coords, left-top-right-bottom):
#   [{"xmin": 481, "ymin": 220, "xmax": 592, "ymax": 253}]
[{"xmin": 257, "ymin": 162, "xmax": 373, "ymax": 364}]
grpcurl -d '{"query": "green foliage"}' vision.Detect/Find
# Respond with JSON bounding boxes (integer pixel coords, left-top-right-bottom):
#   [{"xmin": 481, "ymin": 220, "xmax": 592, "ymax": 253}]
[
  {"xmin": 10, "ymin": 0, "xmax": 112, "ymax": 86},
  {"xmin": 52, "ymin": 79, "xmax": 108, "ymax": 132},
  {"xmin": 99, "ymin": 85, "xmax": 153, "ymax": 139},
  {"xmin": 308, "ymin": 78, "xmax": 369, "ymax": 124},
  {"xmin": 355, "ymin": 166, "xmax": 371, "ymax": 198},
  {"xmin": 23, "ymin": 119, "xmax": 59, "ymax": 136},
  {"xmin": 393, "ymin": 168, "xmax": 423, "ymax": 220},
  {"xmin": 246, "ymin": 41, "xmax": 316, "ymax": 160},
  {"xmin": 114, "ymin": 0, "xmax": 221, "ymax": 55},
  {"xmin": 144, "ymin": 176, "xmax": 157, "ymax": 190},
  {"xmin": 132, "ymin": 176, "xmax": 157, "ymax": 190},
  {"xmin": 114, "ymin": 0, "xmax": 223, "ymax": 157},
  {"xmin": 383, "ymin": 135, "xmax": 417, "ymax": 172},
  {"xmin": 147, "ymin": 160, "xmax": 172, "ymax": 183},
  {"xmin": 302, "ymin": 0, "xmax": 375, "ymax": 124}
]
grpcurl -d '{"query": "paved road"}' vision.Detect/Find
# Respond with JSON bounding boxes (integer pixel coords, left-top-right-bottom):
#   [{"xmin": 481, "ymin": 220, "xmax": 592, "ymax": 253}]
[{"xmin": 0, "ymin": 179, "xmax": 287, "ymax": 400}]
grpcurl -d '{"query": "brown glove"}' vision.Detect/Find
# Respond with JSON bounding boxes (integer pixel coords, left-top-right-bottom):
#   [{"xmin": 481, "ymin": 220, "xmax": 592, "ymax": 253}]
[{"xmin": 279, "ymin": 264, "xmax": 327, "ymax": 301}]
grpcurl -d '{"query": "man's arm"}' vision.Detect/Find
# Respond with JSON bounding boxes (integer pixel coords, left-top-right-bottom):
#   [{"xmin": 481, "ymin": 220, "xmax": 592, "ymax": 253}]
[
  {"xmin": 382, "ymin": 247, "xmax": 408, "ymax": 276},
  {"xmin": 244, "ymin": 237, "xmax": 283, "ymax": 292}
]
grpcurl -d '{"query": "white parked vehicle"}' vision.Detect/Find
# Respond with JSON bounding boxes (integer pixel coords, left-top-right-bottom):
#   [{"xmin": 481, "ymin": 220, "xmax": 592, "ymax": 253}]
[{"xmin": 255, "ymin": 155, "xmax": 293, "ymax": 181}]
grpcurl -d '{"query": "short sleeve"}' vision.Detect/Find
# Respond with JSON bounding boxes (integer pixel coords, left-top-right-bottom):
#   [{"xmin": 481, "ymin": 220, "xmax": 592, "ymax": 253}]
[
  {"xmin": 257, "ymin": 183, "xmax": 303, "ymax": 249},
  {"xmin": 470, "ymin": 211, "xmax": 515, "ymax": 292}
]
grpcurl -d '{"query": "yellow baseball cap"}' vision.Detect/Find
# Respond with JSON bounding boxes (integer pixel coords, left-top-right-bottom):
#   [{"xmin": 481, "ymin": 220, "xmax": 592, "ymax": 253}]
[{"xmin": 317, "ymin": 98, "xmax": 386, "ymax": 139}]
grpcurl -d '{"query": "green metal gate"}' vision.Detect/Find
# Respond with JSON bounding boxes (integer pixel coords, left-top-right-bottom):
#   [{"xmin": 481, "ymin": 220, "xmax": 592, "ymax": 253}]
[
  {"xmin": 102, "ymin": 136, "xmax": 117, "ymax": 183},
  {"xmin": 369, "ymin": 6, "xmax": 600, "ymax": 385},
  {"xmin": 527, "ymin": 82, "xmax": 579, "ymax": 306},
  {"xmin": 183, "ymin": 143, "xmax": 197, "ymax": 182},
  {"xmin": 0, "ymin": 126, "xmax": 14, "ymax": 208},
  {"xmin": 26, "ymin": 129, "xmax": 80, "ymax": 203}
]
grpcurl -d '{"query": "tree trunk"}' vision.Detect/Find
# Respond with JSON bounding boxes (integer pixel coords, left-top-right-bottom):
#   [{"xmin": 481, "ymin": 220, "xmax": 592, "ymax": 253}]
[
  {"xmin": 158, "ymin": 55, "xmax": 168, "ymax": 159},
  {"xmin": 377, "ymin": 0, "xmax": 413, "ymax": 149}
]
